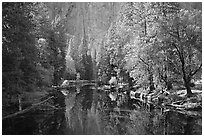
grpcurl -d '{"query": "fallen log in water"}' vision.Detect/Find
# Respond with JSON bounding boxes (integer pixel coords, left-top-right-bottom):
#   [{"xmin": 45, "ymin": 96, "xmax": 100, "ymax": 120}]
[{"xmin": 3, "ymin": 96, "xmax": 55, "ymax": 120}]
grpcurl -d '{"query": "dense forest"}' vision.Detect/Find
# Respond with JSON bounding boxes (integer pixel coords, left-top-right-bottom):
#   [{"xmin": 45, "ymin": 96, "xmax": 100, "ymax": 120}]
[{"xmin": 2, "ymin": 2, "xmax": 202, "ymax": 130}]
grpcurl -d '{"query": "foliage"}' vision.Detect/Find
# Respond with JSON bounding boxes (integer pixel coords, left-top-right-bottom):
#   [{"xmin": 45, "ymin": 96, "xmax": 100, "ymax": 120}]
[
  {"xmin": 2, "ymin": 2, "xmax": 202, "ymax": 115},
  {"xmin": 157, "ymin": 3, "xmax": 202, "ymax": 95},
  {"xmin": 35, "ymin": 2, "xmax": 75, "ymax": 84},
  {"xmin": 2, "ymin": 2, "xmax": 40, "ymax": 96},
  {"xmin": 103, "ymin": 2, "xmax": 202, "ymax": 95}
]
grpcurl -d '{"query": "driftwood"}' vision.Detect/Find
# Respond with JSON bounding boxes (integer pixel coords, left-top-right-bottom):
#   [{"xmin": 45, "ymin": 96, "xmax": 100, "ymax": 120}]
[
  {"xmin": 3, "ymin": 96, "xmax": 55, "ymax": 120},
  {"xmin": 163, "ymin": 108, "xmax": 202, "ymax": 117},
  {"xmin": 171, "ymin": 100, "xmax": 185, "ymax": 105},
  {"xmin": 166, "ymin": 100, "xmax": 201, "ymax": 109},
  {"xmin": 162, "ymin": 99, "xmax": 202, "ymax": 117}
]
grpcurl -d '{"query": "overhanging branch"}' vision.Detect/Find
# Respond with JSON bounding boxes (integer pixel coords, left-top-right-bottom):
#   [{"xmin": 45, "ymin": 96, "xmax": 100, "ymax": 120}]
[{"xmin": 190, "ymin": 63, "xmax": 202, "ymax": 78}]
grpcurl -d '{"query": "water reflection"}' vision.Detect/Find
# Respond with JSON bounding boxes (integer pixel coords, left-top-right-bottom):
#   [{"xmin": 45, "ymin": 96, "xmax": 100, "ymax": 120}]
[
  {"xmin": 63, "ymin": 85, "xmax": 147, "ymax": 134},
  {"xmin": 2, "ymin": 85, "xmax": 202, "ymax": 135},
  {"xmin": 63, "ymin": 85, "xmax": 101, "ymax": 134}
]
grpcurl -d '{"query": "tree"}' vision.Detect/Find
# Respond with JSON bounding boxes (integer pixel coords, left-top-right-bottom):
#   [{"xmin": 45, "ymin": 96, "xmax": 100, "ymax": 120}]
[
  {"xmin": 158, "ymin": 4, "xmax": 202, "ymax": 96},
  {"xmin": 35, "ymin": 2, "xmax": 75, "ymax": 85},
  {"xmin": 98, "ymin": 2, "xmax": 139, "ymax": 83},
  {"xmin": 124, "ymin": 2, "xmax": 202, "ymax": 95},
  {"xmin": 2, "ymin": 2, "xmax": 40, "ymax": 110},
  {"xmin": 121, "ymin": 2, "xmax": 160, "ymax": 91}
]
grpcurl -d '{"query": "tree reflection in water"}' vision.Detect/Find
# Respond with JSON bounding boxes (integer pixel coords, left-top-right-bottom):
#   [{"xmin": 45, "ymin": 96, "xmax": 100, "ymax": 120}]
[{"xmin": 2, "ymin": 85, "xmax": 202, "ymax": 135}]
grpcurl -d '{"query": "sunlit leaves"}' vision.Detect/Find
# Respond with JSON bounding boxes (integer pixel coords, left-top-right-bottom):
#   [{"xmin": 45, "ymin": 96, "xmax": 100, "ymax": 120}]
[{"xmin": 103, "ymin": 2, "xmax": 201, "ymax": 90}]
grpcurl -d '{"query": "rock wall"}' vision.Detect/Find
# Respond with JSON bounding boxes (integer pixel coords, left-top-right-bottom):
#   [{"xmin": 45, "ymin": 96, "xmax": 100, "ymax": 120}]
[{"xmin": 64, "ymin": 2, "xmax": 123, "ymax": 75}]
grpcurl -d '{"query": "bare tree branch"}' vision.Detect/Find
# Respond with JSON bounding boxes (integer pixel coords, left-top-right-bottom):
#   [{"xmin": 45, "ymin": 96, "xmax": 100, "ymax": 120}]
[
  {"xmin": 189, "ymin": 63, "xmax": 202, "ymax": 78},
  {"xmin": 168, "ymin": 31, "xmax": 179, "ymax": 40},
  {"xmin": 138, "ymin": 56, "xmax": 149, "ymax": 67}
]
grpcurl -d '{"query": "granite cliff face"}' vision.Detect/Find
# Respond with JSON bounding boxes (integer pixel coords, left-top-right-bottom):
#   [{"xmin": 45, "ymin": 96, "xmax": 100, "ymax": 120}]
[{"xmin": 58, "ymin": 2, "xmax": 123, "ymax": 78}]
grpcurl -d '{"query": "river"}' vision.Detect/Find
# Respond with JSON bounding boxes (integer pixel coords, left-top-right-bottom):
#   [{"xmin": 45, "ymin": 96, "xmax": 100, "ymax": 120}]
[{"xmin": 2, "ymin": 85, "xmax": 202, "ymax": 135}]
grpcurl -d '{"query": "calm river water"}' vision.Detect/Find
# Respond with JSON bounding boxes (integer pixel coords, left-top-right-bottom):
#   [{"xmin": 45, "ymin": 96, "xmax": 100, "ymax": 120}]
[{"xmin": 2, "ymin": 85, "xmax": 202, "ymax": 135}]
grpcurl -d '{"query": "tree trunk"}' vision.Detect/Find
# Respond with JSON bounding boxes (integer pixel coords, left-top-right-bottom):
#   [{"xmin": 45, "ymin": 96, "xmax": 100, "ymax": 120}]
[
  {"xmin": 180, "ymin": 55, "xmax": 193, "ymax": 97},
  {"xmin": 166, "ymin": 81, "xmax": 173, "ymax": 90},
  {"xmin": 53, "ymin": 70, "xmax": 59, "ymax": 86},
  {"xmin": 18, "ymin": 94, "xmax": 22, "ymax": 111},
  {"xmin": 164, "ymin": 112, "xmax": 168, "ymax": 135},
  {"xmin": 149, "ymin": 73, "xmax": 155, "ymax": 91},
  {"xmin": 185, "ymin": 81, "xmax": 193, "ymax": 97}
]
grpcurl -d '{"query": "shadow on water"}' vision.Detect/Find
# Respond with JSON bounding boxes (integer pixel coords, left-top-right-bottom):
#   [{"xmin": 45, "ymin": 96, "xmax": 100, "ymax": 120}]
[{"xmin": 2, "ymin": 85, "xmax": 202, "ymax": 135}]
